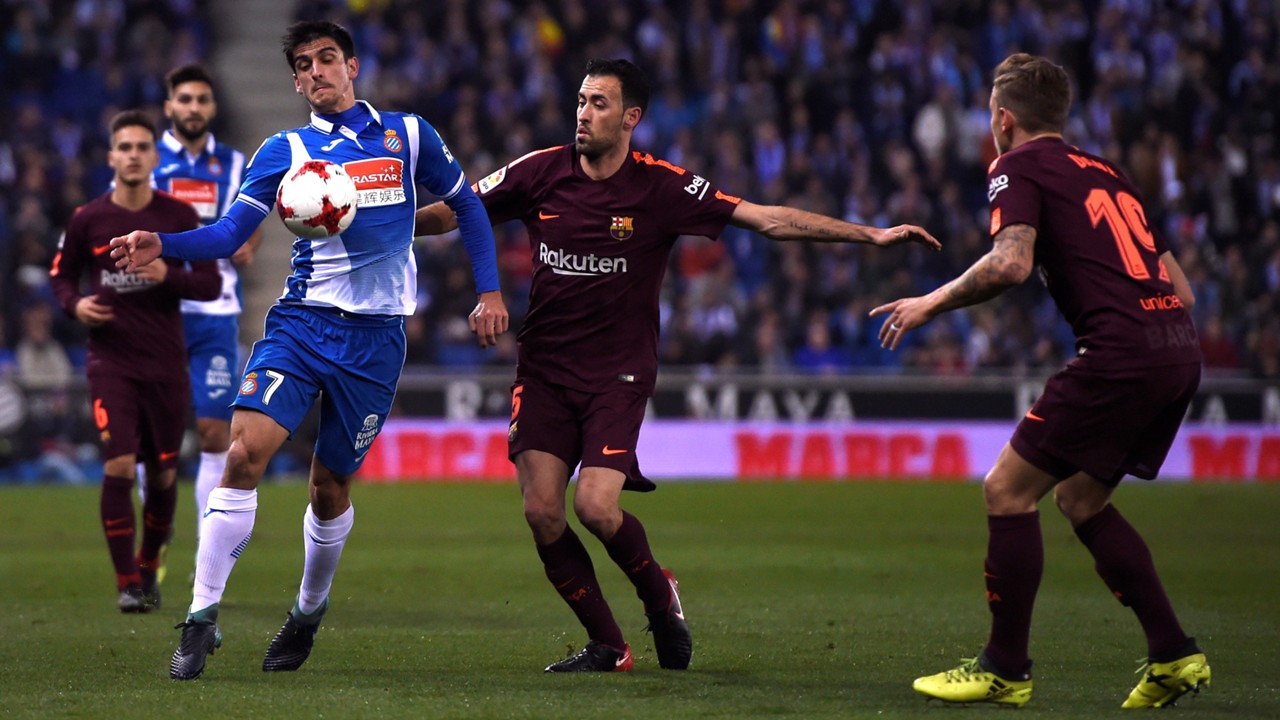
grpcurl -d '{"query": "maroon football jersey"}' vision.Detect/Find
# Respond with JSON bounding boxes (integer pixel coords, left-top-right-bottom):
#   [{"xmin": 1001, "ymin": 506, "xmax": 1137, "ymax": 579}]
[
  {"xmin": 50, "ymin": 191, "xmax": 218, "ymax": 380},
  {"xmin": 988, "ymin": 137, "xmax": 1201, "ymax": 370},
  {"xmin": 475, "ymin": 145, "xmax": 741, "ymax": 392}
]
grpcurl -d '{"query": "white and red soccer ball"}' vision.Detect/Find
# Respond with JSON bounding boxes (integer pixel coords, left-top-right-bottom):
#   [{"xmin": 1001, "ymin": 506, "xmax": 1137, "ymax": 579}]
[{"xmin": 276, "ymin": 160, "xmax": 358, "ymax": 238}]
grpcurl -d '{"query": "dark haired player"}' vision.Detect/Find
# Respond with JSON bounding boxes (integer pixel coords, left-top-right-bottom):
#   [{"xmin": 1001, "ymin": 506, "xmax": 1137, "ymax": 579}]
[
  {"xmin": 112, "ymin": 20, "xmax": 504, "ymax": 680},
  {"xmin": 155, "ymin": 64, "xmax": 264, "ymax": 554},
  {"xmin": 416, "ymin": 58, "xmax": 940, "ymax": 673},
  {"xmin": 50, "ymin": 110, "xmax": 219, "ymax": 613},
  {"xmin": 871, "ymin": 54, "xmax": 1210, "ymax": 708}
]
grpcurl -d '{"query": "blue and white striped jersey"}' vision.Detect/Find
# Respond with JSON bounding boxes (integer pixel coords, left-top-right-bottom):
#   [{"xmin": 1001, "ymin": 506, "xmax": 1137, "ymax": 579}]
[
  {"xmin": 154, "ymin": 130, "xmax": 247, "ymax": 315},
  {"xmin": 235, "ymin": 101, "xmax": 466, "ymax": 316}
]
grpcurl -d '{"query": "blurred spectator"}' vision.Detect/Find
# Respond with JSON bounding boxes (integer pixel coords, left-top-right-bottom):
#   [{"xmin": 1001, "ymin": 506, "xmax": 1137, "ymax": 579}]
[{"xmin": 14, "ymin": 303, "xmax": 72, "ymax": 390}]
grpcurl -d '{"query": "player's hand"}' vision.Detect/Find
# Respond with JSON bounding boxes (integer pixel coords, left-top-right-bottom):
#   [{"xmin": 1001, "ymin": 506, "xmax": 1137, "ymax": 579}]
[
  {"xmin": 74, "ymin": 295, "xmax": 115, "ymax": 327},
  {"xmin": 131, "ymin": 259, "xmax": 168, "ymax": 283},
  {"xmin": 109, "ymin": 230, "xmax": 162, "ymax": 271},
  {"xmin": 871, "ymin": 224, "xmax": 941, "ymax": 251},
  {"xmin": 469, "ymin": 290, "xmax": 509, "ymax": 349},
  {"xmin": 231, "ymin": 241, "xmax": 256, "ymax": 267},
  {"xmin": 869, "ymin": 296, "xmax": 934, "ymax": 350}
]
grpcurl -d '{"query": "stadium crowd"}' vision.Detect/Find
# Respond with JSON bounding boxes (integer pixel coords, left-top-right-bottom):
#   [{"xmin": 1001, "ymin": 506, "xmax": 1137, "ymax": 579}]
[{"xmin": 3, "ymin": 0, "xmax": 1280, "ymax": 404}]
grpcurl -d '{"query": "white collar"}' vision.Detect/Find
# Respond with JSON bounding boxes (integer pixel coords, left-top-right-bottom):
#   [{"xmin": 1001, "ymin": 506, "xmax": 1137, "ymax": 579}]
[{"xmin": 161, "ymin": 129, "xmax": 217, "ymax": 158}]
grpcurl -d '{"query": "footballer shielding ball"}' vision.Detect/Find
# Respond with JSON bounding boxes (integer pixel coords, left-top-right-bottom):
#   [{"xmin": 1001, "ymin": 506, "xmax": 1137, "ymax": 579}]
[{"xmin": 276, "ymin": 160, "xmax": 358, "ymax": 239}]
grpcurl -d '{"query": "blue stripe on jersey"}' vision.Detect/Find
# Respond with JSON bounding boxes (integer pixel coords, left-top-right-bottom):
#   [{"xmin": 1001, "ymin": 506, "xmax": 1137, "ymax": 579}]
[{"xmin": 286, "ymin": 238, "xmax": 315, "ymax": 301}]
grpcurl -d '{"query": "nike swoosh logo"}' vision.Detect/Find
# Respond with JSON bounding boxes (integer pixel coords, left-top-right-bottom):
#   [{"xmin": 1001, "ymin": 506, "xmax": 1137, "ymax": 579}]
[
  {"xmin": 104, "ymin": 517, "xmax": 131, "ymax": 527},
  {"xmin": 1025, "ymin": 410, "xmax": 1046, "ymax": 422},
  {"xmin": 615, "ymin": 654, "xmax": 629, "ymax": 668},
  {"xmin": 539, "ymin": 211, "xmax": 560, "ymax": 220},
  {"xmin": 160, "ymin": 451, "xmax": 179, "ymax": 461},
  {"xmin": 602, "ymin": 446, "xmax": 628, "ymax": 455},
  {"xmin": 93, "ymin": 244, "xmax": 112, "ymax": 256},
  {"xmin": 321, "ymin": 138, "xmax": 346, "ymax": 152}
]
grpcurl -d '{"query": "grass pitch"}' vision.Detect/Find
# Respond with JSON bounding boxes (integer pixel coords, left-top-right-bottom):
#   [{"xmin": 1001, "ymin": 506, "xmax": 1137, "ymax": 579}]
[{"xmin": 0, "ymin": 481, "xmax": 1276, "ymax": 719}]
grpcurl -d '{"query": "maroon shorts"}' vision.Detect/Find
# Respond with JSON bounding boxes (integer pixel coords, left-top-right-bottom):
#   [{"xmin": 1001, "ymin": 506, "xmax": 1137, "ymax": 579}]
[
  {"xmin": 507, "ymin": 376, "xmax": 655, "ymax": 492},
  {"xmin": 1011, "ymin": 361, "xmax": 1200, "ymax": 486},
  {"xmin": 88, "ymin": 371, "xmax": 188, "ymax": 469}
]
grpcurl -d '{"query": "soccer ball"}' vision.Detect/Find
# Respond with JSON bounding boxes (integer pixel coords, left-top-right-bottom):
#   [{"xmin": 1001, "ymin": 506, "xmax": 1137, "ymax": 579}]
[{"xmin": 276, "ymin": 160, "xmax": 358, "ymax": 239}]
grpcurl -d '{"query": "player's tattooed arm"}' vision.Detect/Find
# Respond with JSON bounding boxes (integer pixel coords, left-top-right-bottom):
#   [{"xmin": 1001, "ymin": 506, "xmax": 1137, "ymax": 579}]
[
  {"xmin": 869, "ymin": 223, "xmax": 1035, "ymax": 350},
  {"xmin": 934, "ymin": 223, "xmax": 1036, "ymax": 312},
  {"xmin": 729, "ymin": 201, "xmax": 940, "ymax": 250}
]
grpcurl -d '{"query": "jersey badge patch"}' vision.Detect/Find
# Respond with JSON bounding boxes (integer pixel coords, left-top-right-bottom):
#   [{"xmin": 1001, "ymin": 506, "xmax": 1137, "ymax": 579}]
[
  {"xmin": 208, "ymin": 157, "xmax": 223, "ymax": 176},
  {"xmin": 990, "ymin": 207, "xmax": 1002, "ymax": 236},
  {"xmin": 610, "ymin": 216, "xmax": 634, "ymax": 241},
  {"xmin": 477, "ymin": 167, "xmax": 506, "ymax": 194},
  {"xmin": 239, "ymin": 372, "xmax": 258, "ymax": 396},
  {"xmin": 383, "ymin": 129, "xmax": 402, "ymax": 153}
]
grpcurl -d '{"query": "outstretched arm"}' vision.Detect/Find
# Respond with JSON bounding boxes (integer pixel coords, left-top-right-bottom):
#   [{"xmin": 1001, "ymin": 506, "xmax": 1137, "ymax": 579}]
[
  {"xmin": 728, "ymin": 200, "xmax": 941, "ymax": 250},
  {"xmin": 110, "ymin": 201, "xmax": 265, "ymax": 271},
  {"xmin": 870, "ymin": 223, "xmax": 1037, "ymax": 350}
]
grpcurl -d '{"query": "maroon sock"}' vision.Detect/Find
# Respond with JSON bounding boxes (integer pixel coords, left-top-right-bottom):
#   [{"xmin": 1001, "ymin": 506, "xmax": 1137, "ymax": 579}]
[
  {"xmin": 100, "ymin": 475, "xmax": 140, "ymax": 589},
  {"xmin": 137, "ymin": 481, "xmax": 176, "ymax": 582},
  {"xmin": 536, "ymin": 526, "xmax": 625, "ymax": 649},
  {"xmin": 1075, "ymin": 504, "xmax": 1189, "ymax": 658},
  {"xmin": 603, "ymin": 511, "xmax": 671, "ymax": 613},
  {"xmin": 982, "ymin": 511, "xmax": 1042, "ymax": 678}
]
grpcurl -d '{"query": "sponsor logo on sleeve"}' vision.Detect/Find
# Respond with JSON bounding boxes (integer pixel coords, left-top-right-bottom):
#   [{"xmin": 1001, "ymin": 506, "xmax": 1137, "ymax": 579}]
[
  {"xmin": 987, "ymin": 174, "xmax": 1009, "ymax": 201},
  {"xmin": 477, "ymin": 167, "xmax": 506, "ymax": 194},
  {"xmin": 683, "ymin": 175, "xmax": 711, "ymax": 199},
  {"xmin": 343, "ymin": 157, "xmax": 406, "ymax": 207}
]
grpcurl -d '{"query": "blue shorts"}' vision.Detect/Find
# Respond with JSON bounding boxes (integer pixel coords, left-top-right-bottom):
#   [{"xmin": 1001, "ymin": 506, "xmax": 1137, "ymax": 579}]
[
  {"xmin": 183, "ymin": 313, "xmax": 240, "ymax": 422},
  {"xmin": 235, "ymin": 303, "xmax": 406, "ymax": 475}
]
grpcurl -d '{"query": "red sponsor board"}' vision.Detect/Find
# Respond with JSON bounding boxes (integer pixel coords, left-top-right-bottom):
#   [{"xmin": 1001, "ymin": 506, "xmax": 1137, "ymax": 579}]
[{"xmin": 357, "ymin": 421, "xmax": 1280, "ymax": 483}]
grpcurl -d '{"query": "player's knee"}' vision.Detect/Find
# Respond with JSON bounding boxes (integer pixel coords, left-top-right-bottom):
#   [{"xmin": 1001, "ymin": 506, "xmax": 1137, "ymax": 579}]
[
  {"xmin": 523, "ymin": 497, "xmax": 564, "ymax": 537},
  {"xmin": 1053, "ymin": 487, "xmax": 1107, "ymax": 527},
  {"xmin": 572, "ymin": 496, "xmax": 620, "ymax": 538},
  {"xmin": 222, "ymin": 443, "xmax": 262, "ymax": 490},
  {"xmin": 982, "ymin": 469, "xmax": 1031, "ymax": 515}
]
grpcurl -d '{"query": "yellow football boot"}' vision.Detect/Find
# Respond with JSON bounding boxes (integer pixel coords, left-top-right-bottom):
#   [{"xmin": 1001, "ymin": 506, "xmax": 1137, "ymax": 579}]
[
  {"xmin": 913, "ymin": 656, "xmax": 1033, "ymax": 707},
  {"xmin": 1121, "ymin": 652, "xmax": 1211, "ymax": 709}
]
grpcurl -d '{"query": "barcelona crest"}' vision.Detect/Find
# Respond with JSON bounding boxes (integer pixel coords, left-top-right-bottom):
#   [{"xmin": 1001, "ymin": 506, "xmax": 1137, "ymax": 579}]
[{"xmin": 610, "ymin": 216, "xmax": 634, "ymax": 241}]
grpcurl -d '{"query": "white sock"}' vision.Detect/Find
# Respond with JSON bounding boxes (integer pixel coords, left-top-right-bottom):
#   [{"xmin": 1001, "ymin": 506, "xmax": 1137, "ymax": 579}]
[
  {"xmin": 194, "ymin": 451, "xmax": 228, "ymax": 536},
  {"xmin": 136, "ymin": 463, "xmax": 147, "ymax": 503},
  {"xmin": 190, "ymin": 487, "xmax": 257, "ymax": 613},
  {"xmin": 297, "ymin": 504, "xmax": 354, "ymax": 615}
]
